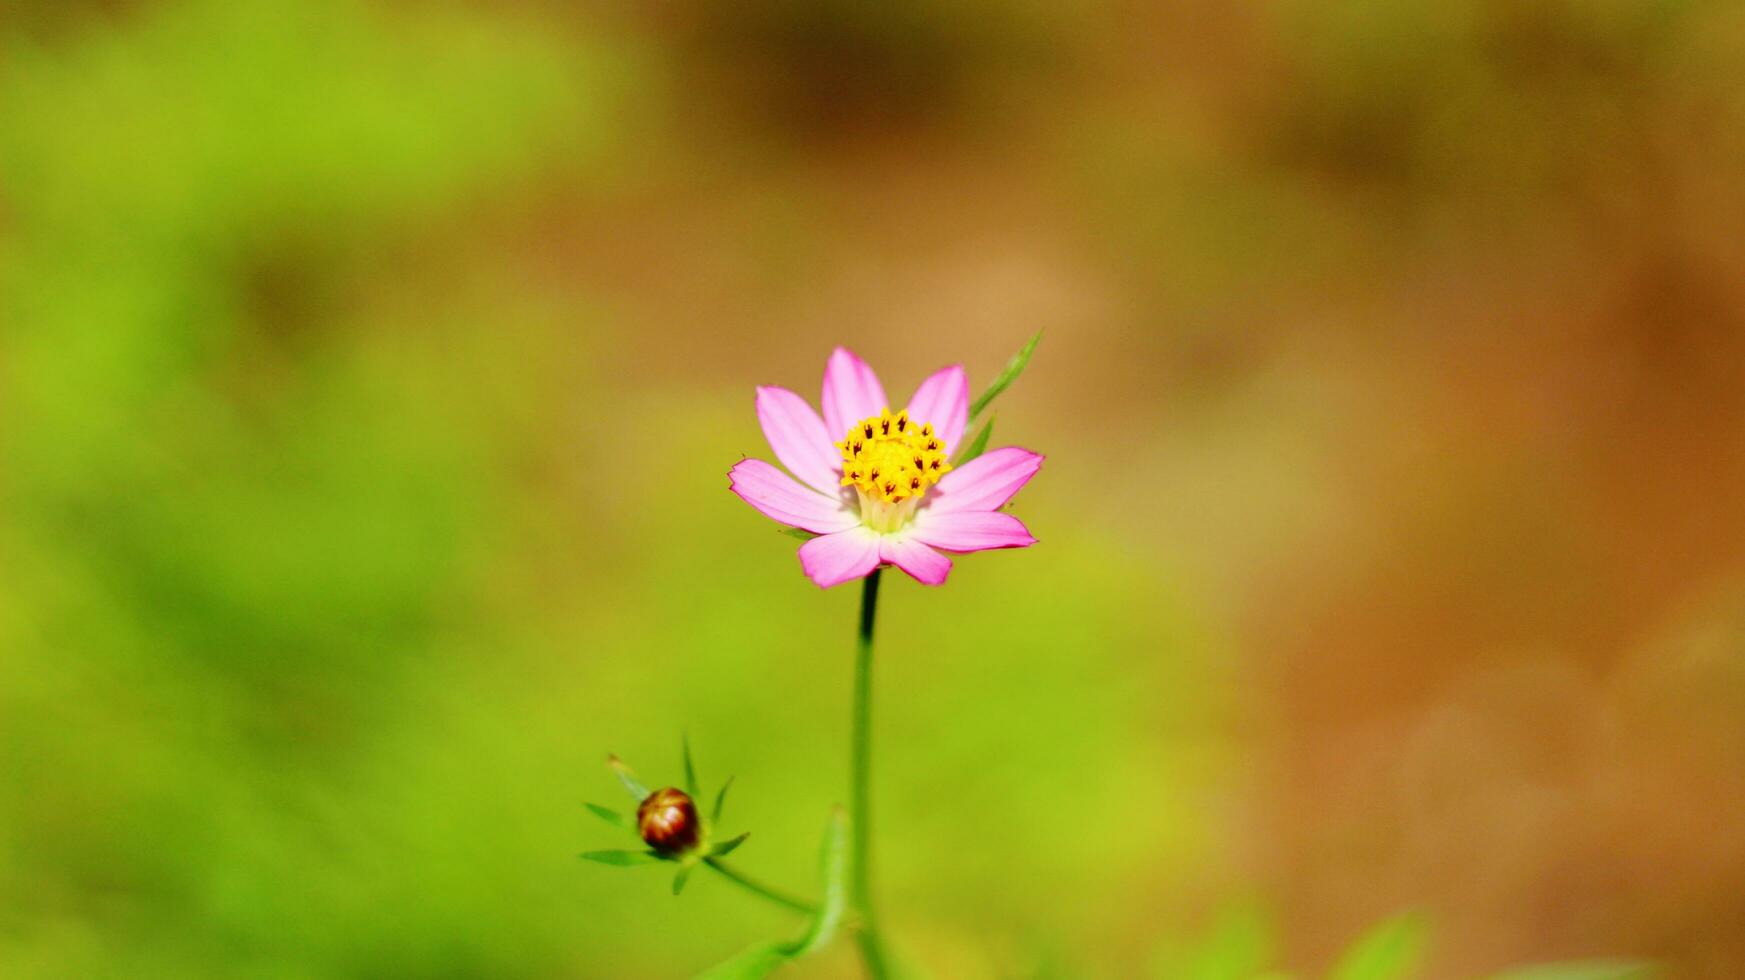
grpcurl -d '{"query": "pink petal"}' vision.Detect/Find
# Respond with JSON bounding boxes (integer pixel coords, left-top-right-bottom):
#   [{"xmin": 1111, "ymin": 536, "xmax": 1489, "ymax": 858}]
[
  {"xmin": 927, "ymin": 447, "xmax": 1044, "ymax": 514},
  {"xmin": 820, "ymin": 347, "xmax": 888, "ymax": 440},
  {"xmin": 756, "ymin": 386, "xmax": 842, "ymax": 495},
  {"xmin": 798, "ymin": 527, "xmax": 882, "ymax": 588},
  {"xmin": 909, "ymin": 510, "xmax": 1037, "ymax": 554},
  {"xmin": 904, "ymin": 365, "xmax": 968, "ymax": 451},
  {"xmin": 879, "ymin": 534, "xmax": 951, "ymax": 586},
  {"xmin": 729, "ymin": 459, "xmax": 859, "ymax": 534}
]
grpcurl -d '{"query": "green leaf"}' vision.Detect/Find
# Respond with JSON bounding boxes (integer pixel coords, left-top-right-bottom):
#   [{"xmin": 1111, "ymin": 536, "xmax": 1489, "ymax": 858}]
[
  {"xmin": 1485, "ymin": 961, "xmax": 1657, "ymax": 980},
  {"xmin": 683, "ymin": 735, "xmax": 700, "ymax": 798},
  {"xmin": 691, "ymin": 808, "xmax": 850, "ymax": 979},
  {"xmin": 585, "ymin": 802, "xmax": 634, "ymax": 831},
  {"xmin": 712, "ymin": 776, "xmax": 734, "ymax": 824},
  {"xmin": 777, "ymin": 527, "xmax": 819, "ymax": 541},
  {"xmin": 782, "ymin": 807, "xmax": 848, "ymax": 957},
  {"xmin": 608, "ymin": 755, "xmax": 649, "ymax": 801},
  {"xmin": 710, "ymin": 832, "xmax": 750, "ymax": 859},
  {"xmin": 673, "ymin": 864, "xmax": 693, "ymax": 895},
  {"xmin": 1329, "ymin": 913, "xmax": 1427, "ymax": 980},
  {"xmin": 956, "ymin": 416, "xmax": 994, "ymax": 464},
  {"xmin": 969, "ymin": 330, "xmax": 1041, "ymax": 420},
  {"xmin": 579, "ymin": 849, "xmax": 661, "ymax": 866}
]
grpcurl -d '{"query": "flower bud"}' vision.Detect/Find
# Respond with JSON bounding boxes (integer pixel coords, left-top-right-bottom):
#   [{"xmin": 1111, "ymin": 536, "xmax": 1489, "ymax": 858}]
[{"xmin": 638, "ymin": 787, "xmax": 700, "ymax": 855}]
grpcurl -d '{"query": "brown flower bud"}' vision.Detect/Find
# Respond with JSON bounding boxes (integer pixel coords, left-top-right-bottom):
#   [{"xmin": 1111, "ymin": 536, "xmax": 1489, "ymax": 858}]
[{"xmin": 637, "ymin": 787, "xmax": 700, "ymax": 855}]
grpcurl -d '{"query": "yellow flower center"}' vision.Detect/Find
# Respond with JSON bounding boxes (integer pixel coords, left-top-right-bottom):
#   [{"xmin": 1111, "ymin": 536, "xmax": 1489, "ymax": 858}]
[{"xmin": 837, "ymin": 409, "xmax": 953, "ymax": 530}]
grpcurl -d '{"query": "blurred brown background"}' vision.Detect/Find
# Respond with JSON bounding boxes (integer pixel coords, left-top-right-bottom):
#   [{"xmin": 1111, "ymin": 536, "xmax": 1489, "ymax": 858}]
[{"xmin": 576, "ymin": 4, "xmax": 1745, "ymax": 968}]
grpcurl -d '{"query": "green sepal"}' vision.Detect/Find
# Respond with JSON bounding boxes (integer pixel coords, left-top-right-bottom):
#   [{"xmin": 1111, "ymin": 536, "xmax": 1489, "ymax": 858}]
[
  {"xmin": 956, "ymin": 415, "xmax": 994, "ymax": 464},
  {"xmin": 579, "ymin": 849, "xmax": 662, "ymax": 866},
  {"xmin": 584, "ymin": 802, "xmax": 634, "ymax": 831},
  {"xmin": 683, "ymin": 735, "xmax": 700, "ymax": 798},
  {"xmin": 672, "ymin": 864, "xmax": 693, "ymax": 895},
  {"xmin": 777, "ymin": 527, "xmax": 819, "ymax": 541},
  {"xmin": 711, "ymin": 776, "xmax": 734, "ymax": 823},
  {"xmin": 969, "ymin": 330, "xmax": 1040, "ymax": 419},
  {"xmin": 607, "ymin": 755, "xmax": 649, "ymax": 801},
  {"xmin": 709, "ymin": 832, "xmax": 750, "ymax": 859}
]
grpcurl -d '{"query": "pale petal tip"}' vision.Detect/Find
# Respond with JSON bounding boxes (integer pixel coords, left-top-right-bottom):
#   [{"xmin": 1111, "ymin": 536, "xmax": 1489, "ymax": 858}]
[
  {"xmin": 827, "ymin": 345, "xmax": 878, "ymax": 371},
  {"xmin": 755, "ymin": 383, "xmax": 803, "ymax": 404},
  {"xmin": 800, "ymin": 561, "xmax": 872, "ymax": 590},
  {"xmin": 806, "ymin": 572, "xmax": 851, "ymax": 590},
  {"xmin": 902, "ymin": 560, "xmax": 952, "ymax": 586}
]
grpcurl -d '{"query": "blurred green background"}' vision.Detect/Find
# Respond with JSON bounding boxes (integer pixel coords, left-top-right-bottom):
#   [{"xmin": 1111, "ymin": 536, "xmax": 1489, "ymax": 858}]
[{"xmin": 4, "ymin": 0, "xmax": 1744, "ymax": 977}]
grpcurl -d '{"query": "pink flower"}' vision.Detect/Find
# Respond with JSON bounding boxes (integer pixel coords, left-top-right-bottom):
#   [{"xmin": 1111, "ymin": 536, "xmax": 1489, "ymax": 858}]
[{"xmin": 730, "ymin": 347, "xmax": 1043, "ymax": 588}]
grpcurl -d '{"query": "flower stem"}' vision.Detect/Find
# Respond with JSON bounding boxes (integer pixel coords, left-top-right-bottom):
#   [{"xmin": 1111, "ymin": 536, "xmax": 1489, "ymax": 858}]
[
  {"xmin": 703, "ymin": 857, "xmax": 815, "ymax": 914},
  {"xmin": 851, "ymin": 568, "xmax": 890, "ymax": 978}
]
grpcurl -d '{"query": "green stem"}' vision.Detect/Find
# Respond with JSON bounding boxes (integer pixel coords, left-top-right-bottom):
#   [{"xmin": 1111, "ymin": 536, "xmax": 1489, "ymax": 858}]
[
  {"xmin": 850, "ymin": 568, "xmax": 890, "ymax": 978},
  {"xmin": 703, "ymin": 857, "xmax": 816, "ymax": 914}
]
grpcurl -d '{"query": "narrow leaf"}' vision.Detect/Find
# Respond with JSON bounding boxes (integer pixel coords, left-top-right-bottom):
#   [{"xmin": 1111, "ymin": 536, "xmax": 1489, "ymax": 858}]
[
  {"xmin": 955, "ymin": 416, "xmax": 994, "ymax": 464},
  {"xmin": 969, "ymin": 330, "xmax": 1041, "ymax": 419},
  {"xmin": 579, "ymin": 849, "xmax": 661, "ymax": 866},
  {"xmin": 585, "ymin": 802, "xmax": 634, "ymax": 831},
  {"xmin": 1329, "ymin": 913, "xmax": 1427, "ymax": 980},
  {"xmin": 778, "ymin": 527, "xmax": 819, "ymax": 541},
  {"xmin": 683, "ymin": 735, "xmax": 700, "ymax": 798},
  {"xmin": 712, "ymin": 776, "xmax": 735, "ymax": 824},
  {"xmin": 710, "ymin": 832, "xmax": 750, "ymax": 859},
  {"xmin": 1486, "ymin": 962, "xmax": 1657, "ymax": 980},
  {"xmin": 691, "ymin": 808, "xmax": 850, "ymax": 979},
  {"xmin": 782, "ymin": 807, "xmax": 849, "ymax": 957},
  {"xmin": 673, "ymin": 864, "xmax": 693, "ymax": 895},
  {"xmin": 608, "ymin": 755, "xmax": 649, "ymax": 801}
]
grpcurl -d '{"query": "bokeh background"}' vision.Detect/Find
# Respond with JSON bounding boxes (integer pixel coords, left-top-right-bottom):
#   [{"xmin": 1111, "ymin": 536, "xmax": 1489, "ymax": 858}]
[{"xmin": 4, "ymin": 1, "xmax": 1744, "ymax": 977}]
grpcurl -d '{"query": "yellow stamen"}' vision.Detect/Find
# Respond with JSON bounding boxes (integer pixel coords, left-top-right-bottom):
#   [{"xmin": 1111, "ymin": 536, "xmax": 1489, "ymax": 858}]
[{"xmin": 837, "ymin": 408, "xmax": 952, "ymax": 525}]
